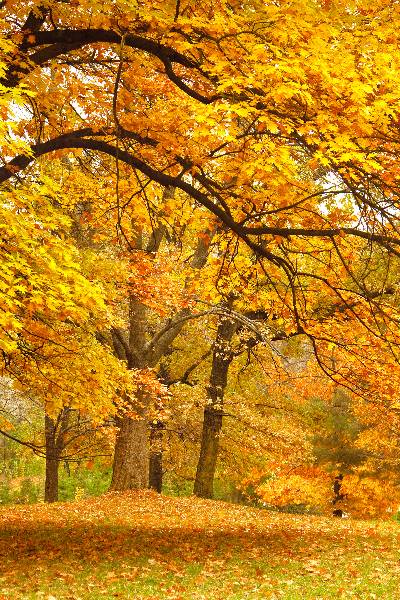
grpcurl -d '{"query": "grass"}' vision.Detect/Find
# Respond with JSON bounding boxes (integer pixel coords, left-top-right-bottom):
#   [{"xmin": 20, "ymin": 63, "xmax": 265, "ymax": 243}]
[{"xmin": 0, "ymin": 491, "xmax": 399, "ymax": 599}]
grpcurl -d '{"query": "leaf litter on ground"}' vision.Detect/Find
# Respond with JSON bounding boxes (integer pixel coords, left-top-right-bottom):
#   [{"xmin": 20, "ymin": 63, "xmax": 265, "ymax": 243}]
[{"xmin": 0, "ymin": 491, "xmax": 400, "ymax": 599}]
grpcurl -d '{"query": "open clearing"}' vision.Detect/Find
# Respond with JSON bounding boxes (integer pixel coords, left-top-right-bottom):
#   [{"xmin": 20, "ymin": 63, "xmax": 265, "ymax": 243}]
[{"xmin": 0, "ymin": 492, "xmax": 399, "ymax": 599}]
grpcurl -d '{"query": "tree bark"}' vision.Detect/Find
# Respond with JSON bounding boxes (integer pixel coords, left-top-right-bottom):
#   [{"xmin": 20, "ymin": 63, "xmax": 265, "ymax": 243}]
[
  {"xmin": 45, "ymin": 452, "xmax": 59, "ymax": 503},
  {"xmin": 193, "ymin": 312, "xmax": 237, "ymax": 498},
  {"xmin": 110, "ymin": 290, "xmax": 150, "ymax": 491},
  {"xmin": 148, "ymin": 419, "xmax": 164, "ymax": 492},
  {"xmin": 193, "ymin": 406, "xmax": 223, "ymax": 499},
  {"xmin": 44, "ymin": 414, "xmax": 61, "ymax": 503},
  {"xmin": 332, "ymin": 473, "xmax": 345, "ymax": 516},
  {"xmin": 110, "ymin": 414, "xmax": 149, "ymax": 490}
]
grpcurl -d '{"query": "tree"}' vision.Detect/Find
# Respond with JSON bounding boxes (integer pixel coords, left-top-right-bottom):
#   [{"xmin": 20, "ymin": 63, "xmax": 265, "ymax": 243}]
[
  {"xmin": 158, "ymin": 313, "xmax": 312, "ymax": 500},
  {"xmin": 2, "ymin": 1, "xmax": 400, "ymax": 395},
  {"xmin": 0, "ymin": 379, "xmax": 114, "ymax": 503},
  {"xmin": 0, "ymin": 168, "xmax": 135, "ymax": 500},
  {"xmin": 304, "ymin": 388, "xmax": 366, "ymax": 515},
  {"xmin": 243, "ymin": 373, "xmax": 400, "ymax": 517},
  {"xmin": 43, "ymin": 408, "xmax": 112, "ymax": 503},
  {"xmin": 106, "ymin": 216, "xmax": 216, "ymax": 490},
  {"xmin": 193, "ymin": 309, "xmax": 238, "ymax": 498},
  {"xmin": 3, "ymin": 0, "xmax": 400, "ymax": 497}
]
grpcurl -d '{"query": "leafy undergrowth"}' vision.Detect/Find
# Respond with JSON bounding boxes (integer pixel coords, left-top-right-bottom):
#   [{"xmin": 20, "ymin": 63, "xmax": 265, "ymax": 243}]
[{"xmin": 0, "ymin": 492, "xmax": 400, "ymax": 599}]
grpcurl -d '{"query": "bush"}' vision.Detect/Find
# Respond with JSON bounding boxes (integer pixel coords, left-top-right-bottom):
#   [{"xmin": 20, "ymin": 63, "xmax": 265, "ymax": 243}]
[
  {"xmin": 59, "ymin": 462, "xmax": 112, "ymax": 501},
  {"xmin": 162, "ymin": 474, "xmax": 193, "ymax": 497}
]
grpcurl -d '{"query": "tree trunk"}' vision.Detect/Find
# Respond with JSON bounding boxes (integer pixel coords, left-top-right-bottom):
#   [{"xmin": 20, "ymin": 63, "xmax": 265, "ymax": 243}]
[
  {"xmin": 194, "ymin": 406, "xmax": 224, "ymax": 498},
  {"xmin": 45, "ymin": 452, "xmax": 59, "ymax": 503},
  {"xmin": 110, "ymin": 415, "xmax": 149, "ymax": 490},
  {"xmin": 109, "ymin": 224, "xmax": 214, "ymax": 492},
  {"xmin": 193, "ymin": 312, "xmax": 237, "ymax": 498},
  {"xmin": 149, "ymin": 420, "xmax": 164, "ymax": 492},
  {"xmin": 44, "ymin": 414, "xmax": 60, "ymax": 503}
]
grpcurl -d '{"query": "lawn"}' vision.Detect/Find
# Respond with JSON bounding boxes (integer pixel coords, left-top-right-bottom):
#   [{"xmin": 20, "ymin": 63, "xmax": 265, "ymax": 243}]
[{"xmin": 0, "ymin": 491, "xmax": 399, "ymax": 599}]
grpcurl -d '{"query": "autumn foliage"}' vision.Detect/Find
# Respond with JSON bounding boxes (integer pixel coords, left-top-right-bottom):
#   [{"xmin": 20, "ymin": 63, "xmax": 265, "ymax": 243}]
[{"xmin": 1, "ymin": 0, "xmax": 400, "ymax": 516}]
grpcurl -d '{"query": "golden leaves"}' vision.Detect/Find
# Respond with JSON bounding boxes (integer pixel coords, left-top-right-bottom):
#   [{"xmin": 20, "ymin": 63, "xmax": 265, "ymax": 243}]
[
  {"xmin": 2, "ymin": 490, "xmax": 400, "ymax": 597},
  {"xmin": 0, "ymin": 177, "xmax": 133, "ymax": 417}
]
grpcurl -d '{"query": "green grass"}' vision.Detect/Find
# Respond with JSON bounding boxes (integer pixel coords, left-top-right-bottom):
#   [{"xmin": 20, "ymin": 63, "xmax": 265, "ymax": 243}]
[{"xmin": 0, "ymin": 491, "xmax": 399, "ymax": 599}]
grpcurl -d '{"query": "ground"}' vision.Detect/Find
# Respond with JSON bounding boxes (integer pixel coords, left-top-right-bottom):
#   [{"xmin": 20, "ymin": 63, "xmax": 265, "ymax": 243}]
[{"xmin": 0, "ymin": 491, "xmax": 399, "ymax": 599}]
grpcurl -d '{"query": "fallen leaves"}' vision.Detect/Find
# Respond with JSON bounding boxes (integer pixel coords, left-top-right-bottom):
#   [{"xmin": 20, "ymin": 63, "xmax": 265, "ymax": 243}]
[{"xmin": 0, "ymin": 491, "xmax": 400, "ymax": 598}]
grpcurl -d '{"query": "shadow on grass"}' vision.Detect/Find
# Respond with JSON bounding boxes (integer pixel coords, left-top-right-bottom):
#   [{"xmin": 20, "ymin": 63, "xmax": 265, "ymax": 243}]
[{"xmin": 0, "ymin": 516, "xmax": 354, "ymax": 570}]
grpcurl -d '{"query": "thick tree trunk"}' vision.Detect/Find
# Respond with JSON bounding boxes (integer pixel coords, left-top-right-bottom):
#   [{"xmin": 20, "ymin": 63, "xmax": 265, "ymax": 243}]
[
  {"xmin": 109, "ymin": 223, "xmax": 213, "ymax": 492},
  {"xmin": 110, "ymin": 415, "xmax": 149, "ymax": 490},
  {"xmin": 194, "ymin": 312, "xmax": 237, "ymax": 498},
  {"xmin": 44, "ymin": 414, "xmax": 61, "ymax": 503},
  {"xmin": 149, "ymin": 420, "xmax": 164, "ymax": 492}
]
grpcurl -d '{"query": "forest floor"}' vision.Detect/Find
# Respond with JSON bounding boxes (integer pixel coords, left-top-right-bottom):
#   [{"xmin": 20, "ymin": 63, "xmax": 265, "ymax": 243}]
[{"xmin": 0, "ymin": 491, "xmax": 399, "ymax": 599}]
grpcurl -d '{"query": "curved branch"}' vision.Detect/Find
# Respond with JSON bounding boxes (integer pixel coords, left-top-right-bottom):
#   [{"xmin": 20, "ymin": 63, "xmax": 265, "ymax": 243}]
[
  {"xmin": 4, "ymin": 28, "xmax": 217, "ymax": 103},
  {"xmin": 23, "ymin": 29, "xmax": 196, "ymax": 67},
  {"xmin": 4, "ymin": 132, "xmax": 395, "ymax": 268},
  {"xmin": 0, "ymin": 428, "xmax": 45, "ymax": 454},
  {"xmin": 0, "ymin": 133, "xmax": 287, "ymax": 269},
  {"xmin": 241, "ymin": 224, "xmax": 400, "ymax": 250}
]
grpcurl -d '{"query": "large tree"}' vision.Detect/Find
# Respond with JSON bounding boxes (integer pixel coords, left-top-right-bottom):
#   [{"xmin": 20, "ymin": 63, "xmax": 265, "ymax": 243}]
[{"xmin": 2, "ymin": 0, "xmax": 400, "ymax": 492}]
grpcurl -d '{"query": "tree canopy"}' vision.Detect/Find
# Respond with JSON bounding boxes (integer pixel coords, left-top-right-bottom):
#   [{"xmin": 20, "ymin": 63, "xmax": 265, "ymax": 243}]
[{"xmin": 2, "ymin": 0, "xmax": 400, "ymax": 510}]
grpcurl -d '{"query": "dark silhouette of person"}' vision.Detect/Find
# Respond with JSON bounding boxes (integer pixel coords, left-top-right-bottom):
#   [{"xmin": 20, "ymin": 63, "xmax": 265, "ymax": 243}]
[{"xmin": 332, "ymin": 474, "xmax": 346, "ymax": 517}]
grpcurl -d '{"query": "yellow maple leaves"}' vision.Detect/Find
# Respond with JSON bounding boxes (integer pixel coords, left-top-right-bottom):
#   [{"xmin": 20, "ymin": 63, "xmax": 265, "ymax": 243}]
[{"xmin": 0, "ymin": 174, "xmax": 134, "ymax": 418}]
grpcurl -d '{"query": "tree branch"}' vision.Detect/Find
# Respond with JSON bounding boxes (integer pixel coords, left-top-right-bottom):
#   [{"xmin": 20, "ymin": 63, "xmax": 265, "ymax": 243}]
[
  {"xmin": 0, "ymin": 133, "xmax": 291, "ymax": 270},
  {"xmin": 4, "ymin": 28, "xmax": 216, "ymax": 103},
  {"xmin": 0, "ymin": 428, "xmax": 45, "ymax": 453}
]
